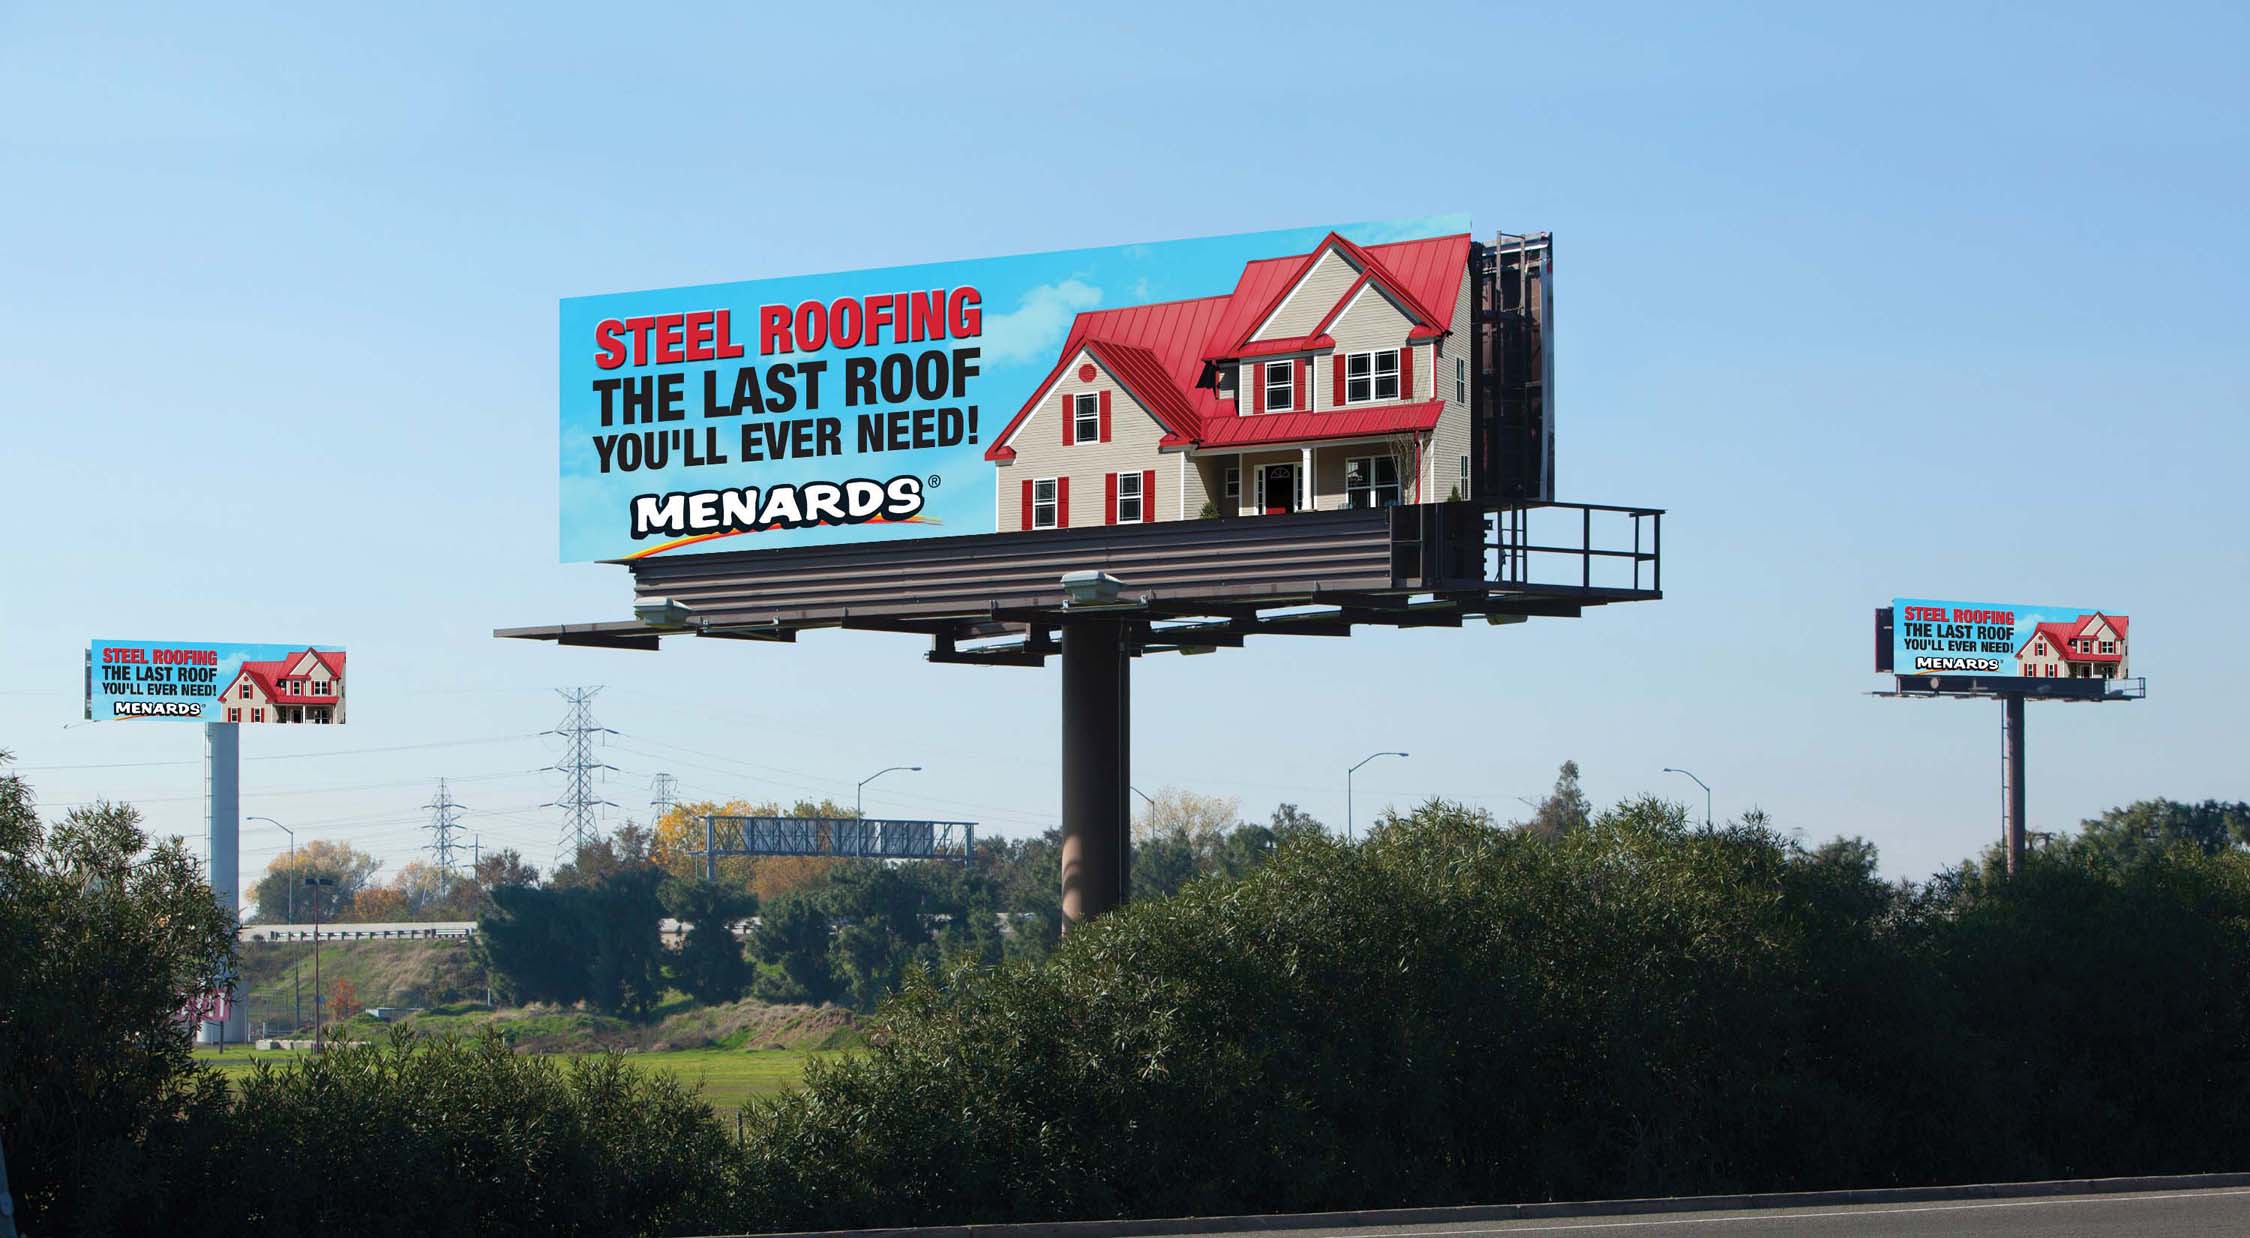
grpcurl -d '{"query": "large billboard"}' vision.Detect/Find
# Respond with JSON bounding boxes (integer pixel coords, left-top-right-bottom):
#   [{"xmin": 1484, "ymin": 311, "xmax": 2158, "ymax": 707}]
[
  {"xmin": 560, "ymin": 215, "xmax": 1479, "ymax": 562},
  {"xmin": 1887, "ymin": 599, "xmax": 2131, "ymax": 681},
  {"xmin": 87, "ymin": 640, "xmax": 348, "ymax": 724}
]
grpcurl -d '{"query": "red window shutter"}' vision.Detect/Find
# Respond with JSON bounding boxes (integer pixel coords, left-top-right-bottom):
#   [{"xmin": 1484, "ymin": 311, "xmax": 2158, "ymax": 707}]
[
  {"xmin": 1252, "ymin": 362, "xmax": 1266, "ymax": 412},
  {"xmin": 1332, "ymin": 354, "xmax": 1347, "ymax": 405},
  {"xmin": 1143, "ymin": 469, "xmax": 1156, "ymax": 521},
  {"xmin": 1399, "ymin": 345, "xmax": 1415, "ymax": 401},
  {"xmin": 1061, "ymin": 392, "xmax": 1074, "ymax": 446},
  {"xmin": 1099, "ymin": 390, "xmax": 1112, "ymax": 442},
  {"xmin": 1105, "ymin": 472, "xmax": 1118, "ymax": 525},
  {"xmin": 1296, "ymin": 358, "xmax": 1310, "ymax": 411},
  {"xmin": 1056, "ymin": 477, "xmax": 1070, "ymax": 527},
  {"xmin": 1021, "ymin": 479, "xmax": 1033, "ymax": 531}
]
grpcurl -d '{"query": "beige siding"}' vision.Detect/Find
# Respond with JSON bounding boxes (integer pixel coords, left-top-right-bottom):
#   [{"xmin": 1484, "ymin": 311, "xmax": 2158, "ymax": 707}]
[
  {"xmin": 995, "ymin": 348, "xmax": 1175, "ymax": 529},
  {"xmin": 1315, "ymin": 286, "xmax": 1413, "ymax": 414},
  {"xmin": 1427, "ymin": 264, "xmax": 1475, "ymax": 500},
  {"xmin": 1178, "ymin": 453, "xmax": 1212, "ymax": 519},
  {"xmin": 1253, "ymin": 249, "xmax": 1358, "ymax": 341}
]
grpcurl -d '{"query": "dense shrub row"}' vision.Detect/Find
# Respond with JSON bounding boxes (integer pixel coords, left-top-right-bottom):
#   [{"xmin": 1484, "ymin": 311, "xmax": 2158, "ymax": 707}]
[{"xmin": 9, "ymin": 788, "xmax": 2250, "ymax": 1236}]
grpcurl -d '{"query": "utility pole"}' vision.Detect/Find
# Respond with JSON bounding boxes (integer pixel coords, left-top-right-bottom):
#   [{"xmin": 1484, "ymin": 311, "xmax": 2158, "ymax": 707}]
[
  {"xmin": 304, "ymin": 875, "xmax": 336, "ymax": 1048},
  {"xmin": 545, "ymin": 687, "xmax": 618, "ymax": 859},
  {"xmin": 422, "ymin": 778, "xmax": 468, "ymax": 894}
]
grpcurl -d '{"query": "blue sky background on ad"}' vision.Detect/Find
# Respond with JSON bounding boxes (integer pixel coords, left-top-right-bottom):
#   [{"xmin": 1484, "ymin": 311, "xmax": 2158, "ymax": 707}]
[{"xmin": 2, "ymin": 3, "xmax": 2244, "ymax": 896}]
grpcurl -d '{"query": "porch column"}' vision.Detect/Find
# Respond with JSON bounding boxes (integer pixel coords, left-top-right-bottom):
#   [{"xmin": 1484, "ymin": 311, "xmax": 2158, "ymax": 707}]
[{"xmin": 1300, "ymin": 446, "xmax": 1314, "ymax": 511}]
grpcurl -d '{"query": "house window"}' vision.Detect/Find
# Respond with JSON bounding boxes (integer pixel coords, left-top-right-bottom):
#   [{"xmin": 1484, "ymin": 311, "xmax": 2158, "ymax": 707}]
[
  {"xmin": 1456, "ymin": 358, "xmax": 1467, "ymax": 403},
  {"xmin": 227, "ymin": 707, "xmax": 241, "ymax": 723},
  {"xmin": 1263, "ymin": 361, "xmax": 1293, "ymax": 412},
  {"xmin": 239, "ymin": 682, "xmax": 252, "ymax": 699},
  {"xmin": 1115, "ymin": 471, "xmax": 1144, "ymax": 523},
  {"xmin": 1345, "ymin": 456, "xmax": 1402, "ymax": 509},
  {"xmin": 1345, "ymin": 350, "xmax": 1400, "ymax": 403},
  {"xmin": 1032, "ymin": 478, "xmax": 1059, "ymax": 529},
  {"xmin": 1222, "ymin": 466, "xmax": 1240, "ymax": 502},
  {"xmin": 1458, "ymin": 455, "xmax": 1469, "ymax": 497},
  {"xmin": 252, "ymin": 708, "xmax": 265, "ymax": 722},
  {"xmin": 1072, "ymin": 394, "xmax": 1100, "ymax": 444},
  {"xmin": 2099, "ymin": 640, "xmax": 2115, "ymax": 653}
]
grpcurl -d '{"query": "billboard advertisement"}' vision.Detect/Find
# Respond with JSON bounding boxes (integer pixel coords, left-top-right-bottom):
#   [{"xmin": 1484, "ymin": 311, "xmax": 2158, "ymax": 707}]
[
  {"xmin": 87, "ymin": 639, "xmax": 348, "ymax": 724},
  {"xmin": 1888, "ymin": 599, "xmax": 2130, "ymax": 681},
  {"xmin": 560, "ymin": 214, "xmax": 1479, "ymax": 562}
]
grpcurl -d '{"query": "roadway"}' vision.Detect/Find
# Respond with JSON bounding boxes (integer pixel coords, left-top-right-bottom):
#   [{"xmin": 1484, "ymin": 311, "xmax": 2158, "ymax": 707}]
[{"xmin": 1219, "ymin": 1185, "xmax": 2250, "ymax": 1238}]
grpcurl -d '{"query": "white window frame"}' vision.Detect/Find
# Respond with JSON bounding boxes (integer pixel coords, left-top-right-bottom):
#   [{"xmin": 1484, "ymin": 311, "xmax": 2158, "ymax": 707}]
[
  {"xmin": 1222, "ymin": 465, "xmax": 1240, "ymax": 502},
  {"xmin": 1262, "ymin": 360, "xmax": 1293, "ymax": 413},
  {"xmin": 1115, "ymin": 471, "xmax": 1144, "ymax": 524},
  {"xmin": 1072, "ymin": 393, "xmax": 1100, "ymax": 444},
  {"xmin": 1344, "ymin": 454, "xmax": 1402, "ymax": 509},
  {"xmin": 1344, "ymin": 349, "xmax": 1400, "ymax": 404},
  {"xmin": 1031, "ymin": 477, "xmax": 1060, "ymax": 529},
  {"xmin": 1456, "ymin": 357, "xmax": 1467, "ymax": 403}
]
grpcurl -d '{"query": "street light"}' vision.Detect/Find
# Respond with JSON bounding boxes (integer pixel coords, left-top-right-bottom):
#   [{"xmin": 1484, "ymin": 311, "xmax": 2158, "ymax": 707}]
[
  {"xmin": 248, "ymin": 816, "xmax": 298, "ymax": 1035},
  {"xmin": 1347, "ymin": 751, "xmax": 1409, "ymax": 841},
  {"xmin": 1662, "ymin": 767, "xmax": 1712, "ymax": 828},
  {"xmin": 855, "ymin": 765, "xmax": 921, "ymax": 819},
  {"xmin": 304, "ymin": 875, "xmax": 336, "ymax": 1048}
]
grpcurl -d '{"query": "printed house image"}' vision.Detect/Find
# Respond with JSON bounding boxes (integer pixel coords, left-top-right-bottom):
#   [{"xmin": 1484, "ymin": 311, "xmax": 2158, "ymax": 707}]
[
  {"xmin": 213, "ymin": 647, "xmax": 347, "ymax": 724},
  {"xmin": 2015, "ymin": 613, "xmax": 2129, "ymax": 680},
  {"xmin": 985, "ymin": 231, "xmax": 1485, "ymax": 530}
]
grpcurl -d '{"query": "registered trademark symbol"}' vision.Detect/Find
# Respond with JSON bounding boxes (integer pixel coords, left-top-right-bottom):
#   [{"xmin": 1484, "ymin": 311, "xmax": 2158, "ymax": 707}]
[{"xmin": 927, "ymin": 474, "xmax": 942, "ymax": 488}]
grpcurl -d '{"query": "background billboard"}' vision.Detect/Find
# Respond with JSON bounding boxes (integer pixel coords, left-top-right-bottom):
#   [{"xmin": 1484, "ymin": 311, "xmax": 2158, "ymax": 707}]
[
  {"xmin": 560, "ymin": 215, "xmax": 1474, "ymax": 562},
  {"xmin": 87, "ymin": 639, "xmax": 348, "ymax": 724},
  {"xmin": 1888, "ymin": 599, "xmax": 2130, "ymax": 681}
]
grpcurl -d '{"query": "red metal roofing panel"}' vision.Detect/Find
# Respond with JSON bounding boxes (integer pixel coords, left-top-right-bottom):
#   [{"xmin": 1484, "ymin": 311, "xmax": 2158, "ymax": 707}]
[{"xmin": 1195, "ymin": 400, "xmax": 1443, "ymax": 449}]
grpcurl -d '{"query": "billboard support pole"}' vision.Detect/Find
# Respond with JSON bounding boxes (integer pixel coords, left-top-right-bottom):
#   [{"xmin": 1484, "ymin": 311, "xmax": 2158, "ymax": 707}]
[
  {"xmin": 200, "ymin": 722, "xmax": 246, "ymax": 1045},
  {"xmin": 2002, "ymin": 694, "xmax": 2026, "ymax": 876},
  {"xmin": 1060, "ymin": 620, "xmax": 1130, "ymax": 930}
]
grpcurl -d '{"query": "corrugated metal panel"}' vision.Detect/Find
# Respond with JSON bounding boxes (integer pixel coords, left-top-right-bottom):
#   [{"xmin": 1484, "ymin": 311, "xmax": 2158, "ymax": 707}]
[
  {"xmin": 1196, "ymin": 400, "xmax": 1444, "ymax": 449},
  {"xmin": 628, "ymin": 508, "xmax": 1403, "ymax": 625}
]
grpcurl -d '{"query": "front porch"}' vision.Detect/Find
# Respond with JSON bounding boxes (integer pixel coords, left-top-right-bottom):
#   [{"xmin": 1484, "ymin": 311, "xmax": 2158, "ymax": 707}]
[{"xmin": 1190, "ymin": 440, "xmax": 1430, "ymax": 519}]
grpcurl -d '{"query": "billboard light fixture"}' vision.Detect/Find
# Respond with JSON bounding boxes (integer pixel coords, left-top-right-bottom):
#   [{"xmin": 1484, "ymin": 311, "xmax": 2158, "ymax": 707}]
[
  {"xmin": 1060, "ymin": 571, "xmax": 1125, "ymax": 607},
  {"xmin": 1486, "ymin": 613, "xmax": 1528, "ymax": 626},
  {"xmin": 633, "ymin": 597, "xmax": 696, "ymax": 628}
]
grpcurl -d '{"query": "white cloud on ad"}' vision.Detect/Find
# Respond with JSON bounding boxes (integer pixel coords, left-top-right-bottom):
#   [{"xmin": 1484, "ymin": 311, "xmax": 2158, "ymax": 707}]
[{"xmin": 979, "ymin": 279, "xmax": 1102, "ymax": 365}]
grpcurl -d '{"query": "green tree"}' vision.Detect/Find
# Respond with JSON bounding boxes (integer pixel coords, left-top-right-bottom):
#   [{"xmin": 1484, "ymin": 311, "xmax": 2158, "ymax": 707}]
[
  {"xmin": 751, "ymin": 891, "xmax": 841, "ymax": 1005},
  {"xmin": 1526, "ymin": 759, "xmax": 1591, "ymax": 838},
  {"xmin": 665, "ymin": 879, "xmax": 755, "ymax": 1005},
  {"xmin": 0, "ymin": 755, "xmax": 236, "ymax": 1233},
  {"xmin": 2062, "ymin": 798, "xmax": 2250, "ymax": 867}
]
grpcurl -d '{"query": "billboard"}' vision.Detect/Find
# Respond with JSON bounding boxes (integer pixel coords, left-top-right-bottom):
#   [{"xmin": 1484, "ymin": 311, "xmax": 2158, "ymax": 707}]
[
  {"xmin": 560, "ymin": 215, "xmax": 1479, "ymax": 562},
  {"xmin": 1887, "ymin": 599, "xmax": 2130, "ymax": 681},
  {"xmin": 87, "ymin": 640, "xmax": 348, "ymax": 724}
]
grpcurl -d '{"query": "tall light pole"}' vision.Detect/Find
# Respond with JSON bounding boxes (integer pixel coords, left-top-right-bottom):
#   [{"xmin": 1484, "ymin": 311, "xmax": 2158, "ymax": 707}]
[
  {"xmin": 1347, "ymin": 752, "xmax": 1409, "ymax": 841},
  {"xmin": 304, "ymin": 875, "xmax": 335, "ymax": 1047},
  {"xmin": 248, "ymin": 816, "xmax": 295, "ymax": 1036},
  {"xmin": 855, "ymin": 765, "xmax": 921, "ymax": 819},
  {"xmin": 1662, "ymin": 767, "xmax": 1712, "ymax": 828}
]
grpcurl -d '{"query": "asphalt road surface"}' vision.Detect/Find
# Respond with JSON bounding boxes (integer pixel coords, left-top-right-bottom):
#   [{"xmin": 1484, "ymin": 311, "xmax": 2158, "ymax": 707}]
[{"xmin": 1230, "ymin": 1186, "xmax": 2250, "ymax": 1237}]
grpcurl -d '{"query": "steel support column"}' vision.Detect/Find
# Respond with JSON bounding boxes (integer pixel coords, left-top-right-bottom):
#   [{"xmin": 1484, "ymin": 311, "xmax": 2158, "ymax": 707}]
[
  {"xmin": 201, "ymin": 723, "xmax": 247, "ymax": 1045},
  {"xmin": 1060, "ymin": 620, "xmax": 1130, "ymax": 929},
  {"xmin": 2002, "ymin": 694, "xmax": 2026, "ymax": 876}
]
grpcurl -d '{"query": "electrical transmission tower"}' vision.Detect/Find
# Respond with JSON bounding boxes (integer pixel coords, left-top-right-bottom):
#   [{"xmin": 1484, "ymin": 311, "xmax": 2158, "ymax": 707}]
[
  {"xmin": 545, "ymin": 686, "xmax": 618, "ymax": 857},
  {"xmin": 650, "ymin": 772, "xmax": 679, "ymax": 818},
  {"xmin": 423, "ymin": 778, "xmax": 467, "ymax": 890}
]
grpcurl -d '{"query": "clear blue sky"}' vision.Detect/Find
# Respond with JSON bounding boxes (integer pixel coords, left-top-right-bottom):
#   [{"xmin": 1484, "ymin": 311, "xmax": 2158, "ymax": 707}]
[{"xmin": 3, "ymin": 3, "xmax": 2244, "ymax": 892}]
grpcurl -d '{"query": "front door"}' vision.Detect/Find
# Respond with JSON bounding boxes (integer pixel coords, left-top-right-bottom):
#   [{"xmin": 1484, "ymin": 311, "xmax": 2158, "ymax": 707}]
[{"xmin": 1260, "ymin": 463, "xmax": 1297, "ymax": 515}]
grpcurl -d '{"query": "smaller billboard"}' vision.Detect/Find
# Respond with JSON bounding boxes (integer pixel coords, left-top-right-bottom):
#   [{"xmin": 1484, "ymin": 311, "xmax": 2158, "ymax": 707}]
[
  {"xmin": 1887, "ymin": 599, "xmax": 2130, "ymax": 681},
  {"xmin": 87, "ymin": 640, "xmax": 348, "ymax": 724}
]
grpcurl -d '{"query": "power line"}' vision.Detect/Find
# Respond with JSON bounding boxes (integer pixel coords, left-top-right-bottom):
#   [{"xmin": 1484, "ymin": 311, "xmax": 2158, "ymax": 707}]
[{"xmin": 544, "ymin": 687, "xmax": 617, "ymax": 857}]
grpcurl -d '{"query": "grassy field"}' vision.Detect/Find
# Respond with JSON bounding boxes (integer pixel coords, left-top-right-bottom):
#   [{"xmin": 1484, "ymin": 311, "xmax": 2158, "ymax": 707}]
[{"xmin": 192, "ymin": 1045, "xmax": 839, "ymax": 1114}]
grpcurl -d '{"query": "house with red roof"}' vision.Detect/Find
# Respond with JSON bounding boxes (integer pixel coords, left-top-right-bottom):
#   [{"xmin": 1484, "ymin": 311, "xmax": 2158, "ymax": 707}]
[
  {"xmin": 984, "ymin": 231, "xmax": 1479, "ymax": 529},
  {"xmin": 2016, "ymin": 614, "xmax": 2129, "ymax": 680},
  {"xmin": 214, "ymin": 647, "xmax": 346, "ymax": 724}
]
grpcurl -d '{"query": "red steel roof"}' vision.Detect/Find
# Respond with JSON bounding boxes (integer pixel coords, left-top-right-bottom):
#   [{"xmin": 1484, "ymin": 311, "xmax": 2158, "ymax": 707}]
[
  {"xmin": 228, "ymin": 649, "xmax": 346, "ymax": 706},
  {"xmin": 2021, "ymin": 614, "xmax": 2129, "ymax": 664},
  {"xmin": 989, "ymin": 232, "xmax": 1471, "ymax": 458},
  {"xmin": 1197, "ymin": 400, "xmax": 1443, "ymax": 449}
]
